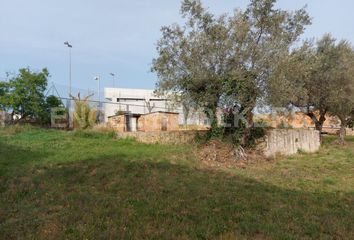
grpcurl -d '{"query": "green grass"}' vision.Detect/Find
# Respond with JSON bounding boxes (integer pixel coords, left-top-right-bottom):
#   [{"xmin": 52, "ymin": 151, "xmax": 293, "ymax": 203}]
[{"xmin": 0, "ymin": 126, "xmax": 353, "ymax": 239}]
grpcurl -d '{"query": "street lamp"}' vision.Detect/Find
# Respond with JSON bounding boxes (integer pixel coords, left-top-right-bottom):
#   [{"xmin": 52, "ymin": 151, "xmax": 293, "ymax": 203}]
[
  {"xmin": 64, "ymin": 41, "xmax": 73, "ymax": 128},
  {"xmin": 94, "ymin": 76, "xmax": 101, "ymax": 123},
  {"xmin": 94, "ymin": 76, "xmax": 100, "ymax": 102},
  {"xmin": 110, "ymin": 73, "xmax": 116, "ymax": 88},
  {"xmin": 64, "ymin": 41, "xmax": 73, "ymax": 96}
]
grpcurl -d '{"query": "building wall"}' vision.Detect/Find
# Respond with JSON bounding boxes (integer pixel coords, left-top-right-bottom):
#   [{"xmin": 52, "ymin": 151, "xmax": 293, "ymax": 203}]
[
  {"xmin": 104, "ymin": 88, "xmax": 209, "ymax": 126},
  {"xmin": 108, "ymin": 112, "xmax": 179, "ymax": 132},
  {"xmin": 107, "ymin": 115, "xmax": 125, "ymax": 132},
  {"xmin": 138, "ymin": 112, "xmax": 179, "ymax": 132}
]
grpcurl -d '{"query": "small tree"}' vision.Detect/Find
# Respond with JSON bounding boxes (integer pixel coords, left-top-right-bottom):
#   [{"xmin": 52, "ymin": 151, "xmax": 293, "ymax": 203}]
[
  {"xmin": 41, "ymin": 95, "xmax": 65, "ymax": 125},
  {"xmin": 0, "ymin": 68, "xmax": 49, "ymax": 124}
]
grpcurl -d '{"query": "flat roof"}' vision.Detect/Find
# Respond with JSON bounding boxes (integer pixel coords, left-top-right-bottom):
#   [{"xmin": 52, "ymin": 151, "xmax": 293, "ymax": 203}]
[
  {"xmin": 142, "ymin": 111, "xmax": 179, "ymax": 115},
  {"xmin": 108, "ymin": 111, "xmax": 179, "ymax": 118}
]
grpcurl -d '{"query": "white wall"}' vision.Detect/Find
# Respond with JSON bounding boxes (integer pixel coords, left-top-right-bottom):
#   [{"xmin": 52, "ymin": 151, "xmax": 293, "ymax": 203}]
[{"xmin": 103, "ymin": 88, "xmax": 208, "ymax": 126}]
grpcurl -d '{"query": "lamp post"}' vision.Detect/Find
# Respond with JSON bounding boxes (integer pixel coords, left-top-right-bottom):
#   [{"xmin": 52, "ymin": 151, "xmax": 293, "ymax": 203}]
[
  {"xmin": 94, "ymin": 76, "xmax": 100, "ymax": 102},
  {"xmin": 64, "ymin": 41, "xmax": 73, "ymax": 128},
  {"xmin": 64, "ymin": 41, "xmax": 73, "ymax": 96},
  {"xmin": 110, "ymin": 73, "xmax": 116, "ymax": 88},
  {"xmin": 94, "ymin": 76, "xmax": 101, "ymax": 123}
]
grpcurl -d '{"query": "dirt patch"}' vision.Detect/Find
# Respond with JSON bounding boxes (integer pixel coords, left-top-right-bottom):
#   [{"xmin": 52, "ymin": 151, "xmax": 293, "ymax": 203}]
[{"xmin": 196, "ymin": 140, "xmax": 268, "ymax": 169}]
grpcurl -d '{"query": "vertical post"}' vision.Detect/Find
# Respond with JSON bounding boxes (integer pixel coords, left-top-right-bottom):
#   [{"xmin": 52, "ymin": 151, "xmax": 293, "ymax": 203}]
[
  {"xmin": 64, "ymin": 41, "xmax": 73, "ymax": 128},
  {"xmin": 110, "ymin": 73, "xmax": 116, "ymax": 88},
  {"xmin": 97, "ymin": 77, "xmax": 100, "ymax": 102},
  {"xmin": 69, "ymin": 47, "xmax": 72, "ymax": 97},
  {"xmin": 94, "ymin": 76, "xmax": 101, "ymax": 123}
]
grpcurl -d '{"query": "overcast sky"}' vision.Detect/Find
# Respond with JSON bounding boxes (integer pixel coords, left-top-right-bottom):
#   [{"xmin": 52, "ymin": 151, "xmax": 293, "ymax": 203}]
[{"xmin": 1, "ymin": 0, "xmax": 354, "ymax": 96}]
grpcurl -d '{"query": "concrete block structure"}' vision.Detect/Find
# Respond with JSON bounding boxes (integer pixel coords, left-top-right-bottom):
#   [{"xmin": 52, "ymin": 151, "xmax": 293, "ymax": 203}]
[
  {"xmin": 265, "ymin": 129, "xmax": 321, "ymax": 157},
  {"xmin": 104, "ymin": 88, "xmax": 209, "ymax": 128},
  {"xmin": 138, "ymin": 112, "xmax": 179, "ymax": 132},
  {"xmin": 108, "ymin": 111, "xmax": 179, "ymax": 132}
]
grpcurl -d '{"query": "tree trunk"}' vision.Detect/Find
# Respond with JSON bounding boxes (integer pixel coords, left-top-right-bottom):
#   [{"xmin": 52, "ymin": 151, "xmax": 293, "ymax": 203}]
[
  {"xmin": 205, "ymin": 103, "xmax": 218, "ymax": 134},
  {"xmin": 241, "ymin": 110, "xmax": 254, "ymax": 147},
  {"xmin": 339, "ymin": 125, "xmax": 346, "ymax": 144},
  {"xmin": 307, "ymin": 111, "xmax": 326, "ymax": 132},
  {"xmin": 338, "ymin": 117, "xmax": 347, "ymax": 144},
  {"xmin": 306, "ymin": 111, "xmax": 327, "ymax": 142}
]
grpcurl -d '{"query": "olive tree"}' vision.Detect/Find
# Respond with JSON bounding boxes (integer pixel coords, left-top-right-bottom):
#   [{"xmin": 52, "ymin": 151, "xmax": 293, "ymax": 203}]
[
  {"xmin": 152, "ymin": 0, "xmax": 310, "ymax": 146},
  {"xmin": 268, "ymin": 34, "xmax": 354, "ymax": 137},
  {"xmin": 327, "ymin": 41, "xmax": 354, "ymax": 143}
]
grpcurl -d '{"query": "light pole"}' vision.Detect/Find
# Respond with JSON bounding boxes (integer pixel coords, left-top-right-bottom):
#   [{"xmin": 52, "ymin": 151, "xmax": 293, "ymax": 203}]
[
  {"xmin": 110, "ymin": 73, "xmax": 116, "ymax": 88},
  {"xmin": 64, "ymin": 41, "xmax": 73, "ymax": 128},
  {"xmin": 64, "ymin": 41, "xmax": 73, "ymax": 97},
  {"xmin": 94, "ymin": 76, "xmax": 101, "ymax": 123},
  {"xmin": 94, "ymin": 76, "xmax": 101, "ymax": 102}
]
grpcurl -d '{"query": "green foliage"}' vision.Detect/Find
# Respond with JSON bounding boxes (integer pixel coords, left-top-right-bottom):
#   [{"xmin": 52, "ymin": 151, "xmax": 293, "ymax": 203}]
[
  {"xmin": 268, "ymin": 34, "xmax": 354, "ymax": 134},
  {"xmin": 41, "ymin": 95, "xmax": 65, "ymax": 124},
  {"xmin": 46, "ymin": 95, "xmax": 62, "ymax": 108},
  {"xmin": 0, "ymin": 68, "xmax": 54, "ymax": 124},
  {"xmin": 153, "ymin": 0, "xmax": 310, "ymax": 146},
  {"xmin": 199, "ymin": 109, "xmax": 266, "ymax": 146},
  {"xmin": 249, "ymin": 127, "xmax": 266, "ymax": 142}
]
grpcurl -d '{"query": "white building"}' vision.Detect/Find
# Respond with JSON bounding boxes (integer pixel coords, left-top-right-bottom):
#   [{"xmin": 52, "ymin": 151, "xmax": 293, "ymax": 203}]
[{"xmin": 103, "ymin": 88, "xmax": 209, "ymax": 127}]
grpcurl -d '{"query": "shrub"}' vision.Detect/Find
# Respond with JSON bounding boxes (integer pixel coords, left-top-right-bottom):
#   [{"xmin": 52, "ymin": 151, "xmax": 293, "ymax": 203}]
[{"xmin": 71, "ymin": 93, "xmax": 97, "ymax": 129}]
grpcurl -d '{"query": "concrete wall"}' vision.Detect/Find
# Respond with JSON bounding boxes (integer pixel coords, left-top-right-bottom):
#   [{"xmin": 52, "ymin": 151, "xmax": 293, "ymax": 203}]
[
  {"xmin": 265, "ymin": 129, "xmax": 321, "ymax": 157},
  {"xmin": 117, "ymin": 131, "xmax": 207, "ymax": 144}
]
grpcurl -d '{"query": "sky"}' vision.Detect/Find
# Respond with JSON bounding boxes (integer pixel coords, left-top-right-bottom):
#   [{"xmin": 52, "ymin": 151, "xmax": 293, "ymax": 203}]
[{"xmin": 1, "ymin": 0, "xmax": 354, "ymax": 97}]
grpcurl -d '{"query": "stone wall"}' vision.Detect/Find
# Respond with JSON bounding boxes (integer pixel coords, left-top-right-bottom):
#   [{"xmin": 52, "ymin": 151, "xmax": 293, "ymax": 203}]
[
  {"xmin": 117, "ymin": 129, "xmax": 321, "ymax": 157},
  {"xmin": 347, "ymin": 128, "xmax": 354, "ymax": 136},
  {"xmin": 117, "ymin": 130, "xmax": 207, "ymax": 144},
  {"xmin": 108, "ymin": 112, "xmax": 180, "ymax": 132},
  {"xmin": 107, "ymin": 115, "xmax": 126, "ymax": 132},
  {"xmin": 264, "ymin": 129, "xmax": 321, "ymax": 157},
  {"xmin": 138, "ymin": 112, "xmax": 179, "ymax": 132}
]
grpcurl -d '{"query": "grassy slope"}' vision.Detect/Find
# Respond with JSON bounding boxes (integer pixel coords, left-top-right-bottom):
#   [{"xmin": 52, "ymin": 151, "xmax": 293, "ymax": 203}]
[{"xmin": 0, "ymin": 127, "xmax": 353, "ymax": 239}]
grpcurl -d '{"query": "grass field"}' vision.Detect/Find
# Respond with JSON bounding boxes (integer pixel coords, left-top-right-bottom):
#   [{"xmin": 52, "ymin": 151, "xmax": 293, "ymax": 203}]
[{"xmin": 0, "ymin": 126, "xmax": 353, "ymax": 239}]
